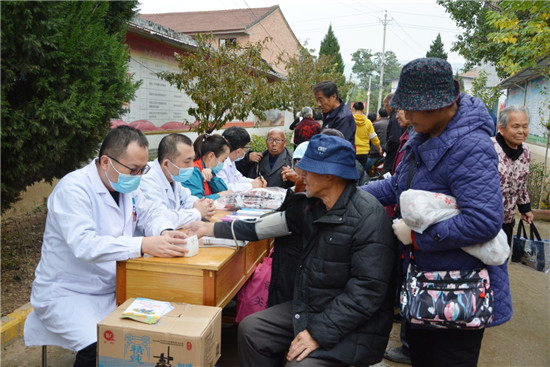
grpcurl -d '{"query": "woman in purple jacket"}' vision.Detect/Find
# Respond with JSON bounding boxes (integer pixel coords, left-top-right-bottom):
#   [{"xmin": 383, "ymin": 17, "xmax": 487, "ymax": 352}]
[{"xmin": 362, "ymin": 58, "xmax": 512, "ymax": 367}]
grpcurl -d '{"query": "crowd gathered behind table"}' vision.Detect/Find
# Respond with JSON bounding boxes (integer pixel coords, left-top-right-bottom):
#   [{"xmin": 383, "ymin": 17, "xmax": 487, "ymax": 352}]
[{"xmin": 116, "ymin": 210, "xmax": 273, "ymax": 308}]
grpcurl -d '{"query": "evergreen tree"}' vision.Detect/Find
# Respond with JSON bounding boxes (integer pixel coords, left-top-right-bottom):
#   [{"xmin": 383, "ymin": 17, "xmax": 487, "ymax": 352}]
[
  {"xmin": 319, "ymin": 24, "xmax": 345, "ymax": 79},
  {"xmin": 426, "ymin": 33, "xmax": 448, "ymax": 60},
  {"xmin": 1, "ymin": 1, "xmax": 140, "ymax": 211}
]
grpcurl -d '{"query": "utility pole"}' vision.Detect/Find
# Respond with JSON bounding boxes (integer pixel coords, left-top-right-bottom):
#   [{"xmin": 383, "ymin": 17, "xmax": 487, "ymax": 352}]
[
  {"xmin": 377, "ymin": 10, "xmax": 390, "ymax": 112},
  {"xmin": 366, "ymin": 76, "xmax": 372, "ymax": 113}
]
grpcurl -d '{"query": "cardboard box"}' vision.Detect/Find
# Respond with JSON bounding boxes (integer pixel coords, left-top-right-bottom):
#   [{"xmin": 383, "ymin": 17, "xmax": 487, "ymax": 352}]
[{"xmin": 98, "ymin": 298, "xmax": 222, "ymax": 367}]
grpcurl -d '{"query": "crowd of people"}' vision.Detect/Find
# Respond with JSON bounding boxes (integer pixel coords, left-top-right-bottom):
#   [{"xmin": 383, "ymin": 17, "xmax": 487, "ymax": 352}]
[{"xmin": 24, "ymin": 58, "xmax": 535, "ymax": 367}]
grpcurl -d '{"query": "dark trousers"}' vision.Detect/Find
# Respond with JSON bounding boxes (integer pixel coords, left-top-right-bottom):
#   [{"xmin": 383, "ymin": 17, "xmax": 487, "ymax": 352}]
[
  {"xmin": 502, "ymin": 219, "xmax": 515, "ymax": 247},
  {"xmin": 356, "ymin": 154, "xmax": 368, "ymax": 167},
  {"xmin": 503, "ymin": 220, "xmax": 523, "ymax": 262},
  {"xmin": 238, "ymin": 301, "xmax": 347, "ymax": 367},
  {"xmin": 74, "ymin": 342, "xmax": 96, "ymax": 367},
  {"xmin": 405, "ymin": 323, "xmax": 484, "ymax": 367}
]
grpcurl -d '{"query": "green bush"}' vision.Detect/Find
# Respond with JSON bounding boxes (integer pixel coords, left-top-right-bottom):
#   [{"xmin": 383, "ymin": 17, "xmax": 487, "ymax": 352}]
[{"xmin": 527, "ymin": 162, "xmax": 550, "ymax": 209}]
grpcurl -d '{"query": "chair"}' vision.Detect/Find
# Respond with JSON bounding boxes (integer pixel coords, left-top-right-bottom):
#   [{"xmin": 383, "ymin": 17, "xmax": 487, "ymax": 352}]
[{"xmin": 24, "ymin": 311, "xmax": 67, "ymax": 367}]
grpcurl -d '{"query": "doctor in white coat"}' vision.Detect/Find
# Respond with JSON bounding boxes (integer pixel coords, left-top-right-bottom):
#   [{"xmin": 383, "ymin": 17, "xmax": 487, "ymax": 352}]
[
  {"xmin": 24, "ymin": 126, "xmax": 190, "ymax": 367},
  {"xmin": 218, "ymin": 126, "xmax": 266, "ymax": 192},
  {"xmin": 139, "ymin": 133, "xmax": 216, "ymax": 227}
]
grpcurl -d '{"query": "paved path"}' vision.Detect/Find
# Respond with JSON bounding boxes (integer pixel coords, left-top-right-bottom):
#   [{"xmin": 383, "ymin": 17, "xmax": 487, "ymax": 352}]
[{"xmin": 4, "ymin": 261, "xmax": 549, "ymax": 366}]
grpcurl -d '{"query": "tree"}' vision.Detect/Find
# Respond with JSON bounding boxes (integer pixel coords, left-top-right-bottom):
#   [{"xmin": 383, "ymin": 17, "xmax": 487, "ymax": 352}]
[
  {"xmin": 487, "ymin": 1, "xmax": 550, "ymax": 76},
  {"xmin": 158, "ymin": 34, "xmax": 284, "ymax": 134},
  {"xmin": 470, "ymin": 70, "xmax": 503, "ymax": 110},
  {"xmin": 319, "ymin": 24, "xmax": 347, "ymax": 91},
  {"xmin": 426, "ymin": 33, "xmax": 448, "ymax": 60},
  {"xmin": 1, "ymin": 1, "xmax": 140, "ymax": 211},
  {"xmin": 437, "ymin": 0, "xmax": 505, "ymax": 76},
  {"xmin": 351, "ymin": 49, "xmax": 376, "ymax": 90},
  {"xmin": 438, "ymin": 0, "xmax": 550, "ymax": 79},
  {"xmin": 351, "ymin": 49, "xmax": 401, "ymax": 112},
  {"xmin": 319, "ymin": 25, "xmax": 345, "ymax": 76},
  {"xmin": 279, "ymin": 46, "xmax": 346, "ymax": 115}
]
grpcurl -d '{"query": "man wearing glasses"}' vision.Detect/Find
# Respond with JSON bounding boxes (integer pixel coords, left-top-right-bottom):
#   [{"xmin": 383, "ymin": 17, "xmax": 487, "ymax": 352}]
[
  {"xmin": 256, "ymin": 128, "xmax": 293, "ymax": 188},
  {"xmin": 24, "ymin": 126, "xmax": 190, "ymax": 367},
  {"xmin": 218, "ymin": 126, "xmax": 267, "ymax": 192}
]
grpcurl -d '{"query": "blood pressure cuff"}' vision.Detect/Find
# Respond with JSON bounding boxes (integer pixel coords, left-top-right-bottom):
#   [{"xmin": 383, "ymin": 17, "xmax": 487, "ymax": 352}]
[{"xmin": 213, "ymin": 212, "xmax": 291, "ymax": 241}]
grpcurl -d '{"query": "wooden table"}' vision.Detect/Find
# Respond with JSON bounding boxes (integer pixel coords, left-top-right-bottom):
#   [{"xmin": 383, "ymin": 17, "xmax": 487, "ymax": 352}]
[{"xmin": 116, "ymin": 213, "xmax": 272, "ymax": 308}]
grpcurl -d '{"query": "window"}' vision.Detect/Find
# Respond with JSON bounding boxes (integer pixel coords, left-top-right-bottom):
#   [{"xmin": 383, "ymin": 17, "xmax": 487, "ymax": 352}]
[{"xmin": 220, "ymin": 38, "xmax": 237, "ymax": 47}]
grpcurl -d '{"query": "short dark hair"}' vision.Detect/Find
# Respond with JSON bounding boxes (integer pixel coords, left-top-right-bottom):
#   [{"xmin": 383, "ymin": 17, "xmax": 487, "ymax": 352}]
[
  {"xmin": 193, "ymin": 133, "xmax": 230, "ymax": 160},
  {"xmin": 353, "ymin": 102, "xmax": 365, "ymax": 111},
  {"xmin": 367, "ymin": 112, "xmax": 377, "ymax": 122},
  {"xmin": 378, "ymin": 108, "xmax": 388, "ymax": 118},
  {"xmin": 313, "ymin": 80, "xmax": 339, "ymax": 99},
  {"xmin": 98, "ymin": 125, "xmax": 148, "ymax": 159},
  {"xmin": 222, "ymin": 126, "xmax": 251, "ymax": 152},
  {"xmin": 158, "ymin": 133, "xmax": 193, "ymax": 162},
  {"xmin": 320, "ymin": 128, "xmax": 345, "ymax": 139}
]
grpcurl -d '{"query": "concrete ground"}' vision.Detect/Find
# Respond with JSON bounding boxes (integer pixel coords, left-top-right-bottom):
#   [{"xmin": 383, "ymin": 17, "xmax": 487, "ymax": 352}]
[{"xmin": 3, "ymin": 253, "xmax": 549, "ymax": 366}]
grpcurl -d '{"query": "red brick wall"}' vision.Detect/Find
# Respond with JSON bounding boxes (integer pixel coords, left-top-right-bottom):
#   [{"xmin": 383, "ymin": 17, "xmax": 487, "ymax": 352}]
[{"xmin": 247, "ymin": 8, "xmax": 301, "ymax": 76}]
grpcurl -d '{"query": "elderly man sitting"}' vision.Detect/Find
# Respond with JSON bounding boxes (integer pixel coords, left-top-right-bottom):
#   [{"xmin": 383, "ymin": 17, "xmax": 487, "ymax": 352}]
[
  {"xmin": 236, "ymin": 128, "xmax": 293, "ymax": 188},
  {"xmin": 186, "ymin": 134, "xmax": 397, "ymax": 367}
]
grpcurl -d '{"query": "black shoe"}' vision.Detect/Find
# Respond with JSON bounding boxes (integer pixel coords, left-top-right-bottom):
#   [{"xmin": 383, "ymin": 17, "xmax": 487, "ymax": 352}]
[{"xmin": 384, "ymin": 345, "xmax": 411, "ymax": 365}]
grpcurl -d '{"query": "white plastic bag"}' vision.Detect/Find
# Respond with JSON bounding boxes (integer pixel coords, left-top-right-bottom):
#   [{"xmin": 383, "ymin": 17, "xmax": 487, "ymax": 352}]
[{"xmin": 400, "ymin": 189, "xmax": 509, "ymax": 265}]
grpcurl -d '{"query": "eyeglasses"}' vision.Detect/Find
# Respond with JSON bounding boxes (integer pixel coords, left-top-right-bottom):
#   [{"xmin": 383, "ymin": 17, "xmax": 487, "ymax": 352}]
[
  {"xmin": 266, "ymin": 138, "xmax": 284, "ymax": 144},
  {"xmin": 240, "ymin": 145, "xmax": 250, "ymax": 152},
  {"xmin": 108, "ymin": 156, "xmax": 150, "ymax": 176}
]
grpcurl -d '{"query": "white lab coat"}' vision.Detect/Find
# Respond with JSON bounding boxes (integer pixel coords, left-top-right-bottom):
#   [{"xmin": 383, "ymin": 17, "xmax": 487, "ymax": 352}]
[
  {"xmin": 24, "ymin": 160, "xmax": 174, "ymax": 351},
  {"xmin": 217, "ymin": 157, "xmax": 253, "ymax": 192},
  {"xmin": 139, "ymin": 159, "xmax": 201, "ymax": 230}
]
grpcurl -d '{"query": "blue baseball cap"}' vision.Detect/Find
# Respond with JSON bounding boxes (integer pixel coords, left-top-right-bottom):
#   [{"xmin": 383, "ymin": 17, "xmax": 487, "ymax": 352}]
[{"xmin": 296, "ymin": 135, "xmax": 359, "ymax": 180}]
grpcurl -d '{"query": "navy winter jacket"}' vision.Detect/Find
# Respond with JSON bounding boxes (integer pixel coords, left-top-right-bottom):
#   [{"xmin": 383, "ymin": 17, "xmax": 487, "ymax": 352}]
[
  {"xmin": 362, "ymin": 94, "xmax": 512, "ymax": 327},
  {"xmin": 321, "ymin": 99, "xmax": 356, "ymax": 145}
]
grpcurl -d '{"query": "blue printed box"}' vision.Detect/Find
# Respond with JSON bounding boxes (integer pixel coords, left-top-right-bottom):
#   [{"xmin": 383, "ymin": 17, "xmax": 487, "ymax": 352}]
[{"xmin": 98, "ymin": 298, "xmax": 221, "ymax": 367}]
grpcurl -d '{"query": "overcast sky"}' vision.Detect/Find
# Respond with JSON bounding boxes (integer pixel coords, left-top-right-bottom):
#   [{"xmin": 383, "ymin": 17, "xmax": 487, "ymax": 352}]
[{"xmin": 137, "ymin": 0, "xmax": 467, "ymax": 77}]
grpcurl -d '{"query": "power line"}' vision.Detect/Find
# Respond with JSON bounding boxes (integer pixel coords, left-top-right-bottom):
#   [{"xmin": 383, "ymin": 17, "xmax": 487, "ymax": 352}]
[
  {"xmin": 294, "ymin": 22, "xmax": 379, "ymax": 34},
  {"xmin": 396, "ymin": 22, "xmax": 461, "ymax": 33},
  {"xmin": 241, "ymin": 0, "xmax": 284, "ymax": 55},
  {"xmin": 390, "ymin": 9, "xmax": 453, "ymax": 19},
  {"xmin": 387, "ymin": 26, "xmax": 424, "ymax": 55},
  {"xmin": 336, "ymin": 0, "xmax": 379, "ymax": 20},
  {"xmin": 391, "ymin": 19, "xmax": 429, "ymax": 51}
]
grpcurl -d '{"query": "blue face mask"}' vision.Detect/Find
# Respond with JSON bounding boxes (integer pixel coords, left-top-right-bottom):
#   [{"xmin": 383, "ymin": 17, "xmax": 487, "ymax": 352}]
[
  {"xmin": 106, "ymin": 159, "xmax": 141, "ymax": 194},
  {"xmin": 169, "ymin": 161, "xmax": 194, "ymax": 183},
  {"xmin": 211, "ymin": 161, "xmax": 224, "ymax": 175},
  {"xmin": 234, "ymin": 151, "xmax": 246, "ymax": 162}
]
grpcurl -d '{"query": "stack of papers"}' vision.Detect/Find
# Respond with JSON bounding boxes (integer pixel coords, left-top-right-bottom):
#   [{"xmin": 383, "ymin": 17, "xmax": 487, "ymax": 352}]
[{"xmin": 121, "ymin": 297, "xmax": 174, "ymax": 324}]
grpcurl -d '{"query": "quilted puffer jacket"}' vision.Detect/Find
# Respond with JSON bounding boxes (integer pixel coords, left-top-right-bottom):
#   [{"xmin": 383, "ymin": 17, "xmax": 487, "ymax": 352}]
[
  {"xmin": 362, "ymin": 93, "xmax": 512, "ymax": 327},
  {"xmin": 215, "ymin": 183, "xmax": 398, "ymax": 366}
]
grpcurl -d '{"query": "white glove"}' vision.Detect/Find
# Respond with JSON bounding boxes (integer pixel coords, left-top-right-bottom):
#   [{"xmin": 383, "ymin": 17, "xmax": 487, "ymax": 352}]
[{"xmin": 392, "ymin": 219, "xmax": 412, "ymax": 245}]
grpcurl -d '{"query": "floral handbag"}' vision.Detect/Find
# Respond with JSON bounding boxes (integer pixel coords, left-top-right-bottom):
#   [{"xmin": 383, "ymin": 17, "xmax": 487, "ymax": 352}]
[{"xmin": 401, "ymin": 255, "xmax": 494, "ymax": 329}]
